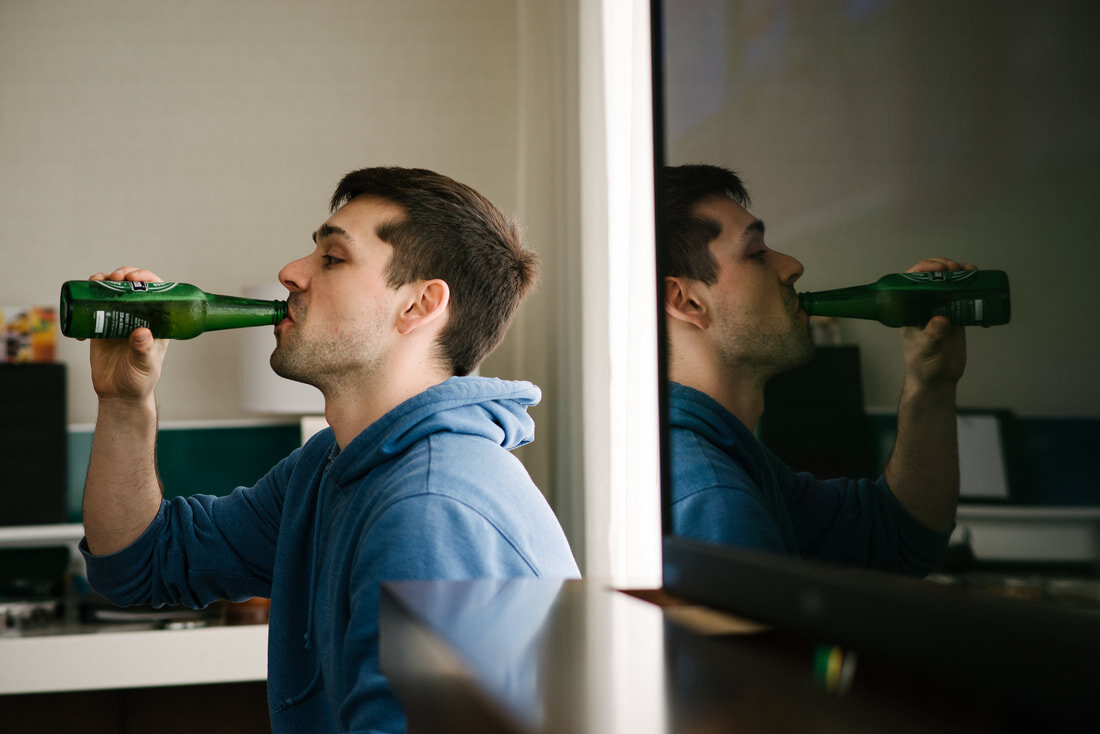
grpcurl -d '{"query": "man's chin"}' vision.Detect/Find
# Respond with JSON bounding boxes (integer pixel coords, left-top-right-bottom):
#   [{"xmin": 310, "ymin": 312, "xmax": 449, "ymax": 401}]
[
  {"xmin": 270, "ymin": 351, "xmax": 313, "ymax": 386},
  {"xmin": 772, "ymin": 339, "xmax": 816, "ymax": 378}
]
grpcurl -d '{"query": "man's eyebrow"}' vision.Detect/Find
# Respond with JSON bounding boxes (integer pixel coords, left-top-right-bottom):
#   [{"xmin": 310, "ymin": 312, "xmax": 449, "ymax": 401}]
[
  {"xmin": 312, "ymin": 223, "xmax": 349, "ymax": 244},
  {"xmin": 743, "ymin": 218, "xmax": 765, "ymax": 238}
]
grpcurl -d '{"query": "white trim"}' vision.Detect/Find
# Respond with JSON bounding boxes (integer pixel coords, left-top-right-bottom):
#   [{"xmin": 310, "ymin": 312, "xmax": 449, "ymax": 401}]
[{"xmin": 579, "ymin": 0, "xmax": 661, "ymax": 588}]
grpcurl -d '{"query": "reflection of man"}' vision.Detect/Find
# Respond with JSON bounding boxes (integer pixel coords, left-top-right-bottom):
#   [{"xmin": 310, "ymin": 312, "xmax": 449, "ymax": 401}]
[
  {"xmin": 662, "ymin": 164, "xmax": 968, "ymax": 576},
  {"xmin": 79, "ymin": 167, "xmax": 580, "ymax": 733}
]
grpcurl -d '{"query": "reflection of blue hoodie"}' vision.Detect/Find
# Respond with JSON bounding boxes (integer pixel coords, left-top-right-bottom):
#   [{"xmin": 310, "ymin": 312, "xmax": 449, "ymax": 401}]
[
  {"xmin": 668, "ymin": 382, "xmax": 949, "ymax": 576},
  {"xmin": 82, "ymin": 377, "xmax": 580, "ymax": 734}
]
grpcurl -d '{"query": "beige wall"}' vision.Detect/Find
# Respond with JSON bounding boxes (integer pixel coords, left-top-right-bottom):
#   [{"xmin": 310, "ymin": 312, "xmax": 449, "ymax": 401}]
[
  {"xmin": 492, "ymin": 1, "xmax": 587, "ymax": 558},
  {"xmin": 2, "ymin": 0, "xmax": 588, "ymax": 553},
  {"xmin": 2, "ymin": 0, "xmax": 531, "ymax": 423}
]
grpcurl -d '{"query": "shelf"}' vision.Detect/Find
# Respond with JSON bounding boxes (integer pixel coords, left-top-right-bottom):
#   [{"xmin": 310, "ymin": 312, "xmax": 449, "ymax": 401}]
[
  {"xmin": 957, "ymin": 505, "xmax": 1100, "ymax": 520},
  {"xmin": 0, "ymin": 523, "xmax": 84, "ymax": 548},
  {"xmin": 954, "ymin": 505, "xmax": 1100, "ymax": 564},
  {"xmin": 0, "ymin": 623, "xmax": 268, "ymax": 695}
]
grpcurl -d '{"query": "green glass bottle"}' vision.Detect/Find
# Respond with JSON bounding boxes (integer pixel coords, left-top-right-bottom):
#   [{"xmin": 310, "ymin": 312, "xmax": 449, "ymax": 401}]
[
  {"xmin": 798, "ymin": 270, "xmax": 1010, "ymax": 328},
  {"xmin": 59, "ymin": 281, "xmax": 288, "ymax": 340}
]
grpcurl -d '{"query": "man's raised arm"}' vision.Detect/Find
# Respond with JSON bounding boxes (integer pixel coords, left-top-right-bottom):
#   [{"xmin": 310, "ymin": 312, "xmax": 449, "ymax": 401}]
[
  {"xmin": 883, "ymin": 258, "xmax": 974, "ymax": 534},
  {"xmin": 82, "ymin": 268, "xmax": 170, "ymax": 555}
]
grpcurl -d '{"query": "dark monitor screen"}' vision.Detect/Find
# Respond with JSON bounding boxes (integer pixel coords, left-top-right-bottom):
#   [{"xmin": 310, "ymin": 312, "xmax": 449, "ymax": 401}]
[{"xmin": 0, "ymin": 363, "xmax": 68, "ymax": 526}]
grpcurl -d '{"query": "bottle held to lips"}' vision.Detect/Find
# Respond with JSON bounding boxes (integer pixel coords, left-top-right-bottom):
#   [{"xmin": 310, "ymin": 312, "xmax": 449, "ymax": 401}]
[
  {"xmin": 59, "ymin": 280, "xmax": 287, "ymax": 340},
  {"xmin": 798, "ymin": 270, "xmax": 1010, "ymax": 328}
]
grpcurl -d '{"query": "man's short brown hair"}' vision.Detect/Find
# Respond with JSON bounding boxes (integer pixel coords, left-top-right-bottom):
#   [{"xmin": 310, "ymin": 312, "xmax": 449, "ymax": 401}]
[
  {"xmin": 331, "ymin": 167, "xmax": 539, "ymax": 376},
  {"xmin": 661, "ymin": 164, "xmax": 751, "ymax": 285}
]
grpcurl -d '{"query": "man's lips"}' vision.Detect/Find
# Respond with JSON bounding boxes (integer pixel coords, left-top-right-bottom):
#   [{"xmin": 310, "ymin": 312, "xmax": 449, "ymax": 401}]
[
  {"xmin": 283, "ymin": 296, "xmax": 302, "ymax": 324},
  {"xmin": 786, "ymin": 290, "xmax": 802, "ymax": 315},
  {"xmin": 275, "ymin": 310, "xmax": 294, "ymax": 335}
]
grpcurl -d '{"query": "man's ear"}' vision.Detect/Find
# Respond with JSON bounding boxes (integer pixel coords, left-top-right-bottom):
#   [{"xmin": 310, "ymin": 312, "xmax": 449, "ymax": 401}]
[
  {"xmin": 396, "ymin": 279, "xmax": 450, "ymax": 335},
  {"xmin": 664, "ymin": 276, "xmax": 710, "ymax": 329}
]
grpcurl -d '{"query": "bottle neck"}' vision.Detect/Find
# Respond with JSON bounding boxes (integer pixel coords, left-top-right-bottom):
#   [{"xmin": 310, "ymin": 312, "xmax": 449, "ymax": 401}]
[
  {"xmin": 202, "ymin": 295, "xmax": 287, "ymax": 332},
  {"xmin": 799, "ymin": 286, "xmax": 880, "ymax": 320}
]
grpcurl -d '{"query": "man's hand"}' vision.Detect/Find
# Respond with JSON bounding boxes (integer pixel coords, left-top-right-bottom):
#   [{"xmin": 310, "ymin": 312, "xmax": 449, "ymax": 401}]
[
  {"xmin": 899, "ymin": 258, "xmax": 975, "ymax": 390},
  {"xmin": 87, "ymin": 267, "xmax": 170, "ymax": 402}
]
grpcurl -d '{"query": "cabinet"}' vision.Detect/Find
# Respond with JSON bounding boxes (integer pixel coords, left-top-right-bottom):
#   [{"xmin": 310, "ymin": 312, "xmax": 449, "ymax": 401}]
[{"xmin": 0, "ymin": 524, "xmax": 270, "ymax": 733}]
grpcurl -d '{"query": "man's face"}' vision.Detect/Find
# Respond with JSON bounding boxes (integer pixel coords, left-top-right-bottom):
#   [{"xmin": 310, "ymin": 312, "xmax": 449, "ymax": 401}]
[
  {"xmin": 695, "ymin": 194, "xmax": 814, "ymax": 378},
  {"xmin": 271, "ymin": 195, "xmax": 407, "ymax": 390}
]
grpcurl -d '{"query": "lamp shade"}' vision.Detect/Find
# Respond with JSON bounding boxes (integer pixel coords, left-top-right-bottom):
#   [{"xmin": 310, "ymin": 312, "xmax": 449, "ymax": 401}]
[{"xmin": 239, "ymin": 283, "xmax": 324, "ymax": 415}]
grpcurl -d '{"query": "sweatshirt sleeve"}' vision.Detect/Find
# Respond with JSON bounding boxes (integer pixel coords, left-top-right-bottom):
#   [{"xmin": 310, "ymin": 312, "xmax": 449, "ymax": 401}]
[
  {"xmin": 783, "ymin": 469, "xmax": 952, "ymax": 577},
  {"xmin": 673, "ymin": 481, "xmax": 792, "ymax": 554},
  {"xmin": 80, "ymin": 450, "xmax": 296, "ymax": 608}
]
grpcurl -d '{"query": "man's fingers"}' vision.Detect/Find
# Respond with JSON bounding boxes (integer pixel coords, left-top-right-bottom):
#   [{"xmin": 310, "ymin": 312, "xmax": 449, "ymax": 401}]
[
  {"xmin": 923, "ymin": 315, "xmax": 952, "ymax": 341},
  {"xmin": 90, "ymin": 267, "xmax": 164, "ymax": 283},
  {"xmin": 904, "ymin": 258, "xmax": 976, "ymax": 274},
  {"xmin": 130, "ymin": 328, "xmax": 154, "ymax": 350}
]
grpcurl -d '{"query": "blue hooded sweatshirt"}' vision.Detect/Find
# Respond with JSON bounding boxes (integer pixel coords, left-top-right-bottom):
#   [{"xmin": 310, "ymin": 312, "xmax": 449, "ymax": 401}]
[
  {"xmin": 668, "ymin": 381, "xmax": 949, "ymax": 576},
  {"xmin": 82, "ymin": 376, "xmax": 580, "ymax": 733}
]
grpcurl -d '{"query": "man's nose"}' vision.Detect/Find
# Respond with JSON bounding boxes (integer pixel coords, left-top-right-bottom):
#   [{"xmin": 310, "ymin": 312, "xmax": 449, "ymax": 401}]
[
  {"xmin": 278, "ymin": 256, "xmax": 309, "ymax": 293},
  {"xmin": 777, "ymin": 251, "xmax": 805, "ymax": 285}
]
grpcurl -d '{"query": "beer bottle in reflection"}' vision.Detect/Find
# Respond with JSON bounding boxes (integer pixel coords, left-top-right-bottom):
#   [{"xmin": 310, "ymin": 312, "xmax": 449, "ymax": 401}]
[
  {"xmin": 59, "ymin": 280, "xmax": 287, "ymax": 340},
  {"xmin": 798, "ymin": 270, "xmax": 1010, "ymax": 328}
]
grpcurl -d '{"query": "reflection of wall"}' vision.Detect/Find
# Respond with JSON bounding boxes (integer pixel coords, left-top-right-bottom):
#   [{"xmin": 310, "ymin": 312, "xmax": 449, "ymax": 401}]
[{"xmin": 664, "ymin": 0, "xmax": 1100, "ymax": 416}]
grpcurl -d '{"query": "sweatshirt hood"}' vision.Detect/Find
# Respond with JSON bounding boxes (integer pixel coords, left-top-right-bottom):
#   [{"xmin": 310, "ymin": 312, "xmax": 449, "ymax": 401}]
[
  {"xmin": 326, "ymin": 376, "xmax": 541, "ymax": 486},
  {"xmin": 667, "ymin": 381, "xmax": 758, "ymax": 461},
  {"xmin": 664, "ymin": 385, "xmax": 770, "ymax": 481},
  {"xmin": 667, "ymin": 381, "xmax": 774, "ymax": 504}
]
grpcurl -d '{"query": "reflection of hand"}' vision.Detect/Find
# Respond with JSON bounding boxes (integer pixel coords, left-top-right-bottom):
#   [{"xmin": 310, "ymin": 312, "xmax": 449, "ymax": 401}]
[
  {"xmin": 88, "ymin": 267, "xmax": 170, "ymax": 402},
  {"xmin": 899, "ymin": 258, "xmax": 974, "ymax": 388}
]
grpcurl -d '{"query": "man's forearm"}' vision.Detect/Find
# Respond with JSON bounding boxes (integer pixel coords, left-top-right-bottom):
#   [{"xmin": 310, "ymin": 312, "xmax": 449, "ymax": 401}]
[
  {"xmin": 83, "ymin": 397, "xmax": 164, "ymax": 555},
  {"xmin": 884, "ymin": 379, "xmax": 959, "ymax": 533}
]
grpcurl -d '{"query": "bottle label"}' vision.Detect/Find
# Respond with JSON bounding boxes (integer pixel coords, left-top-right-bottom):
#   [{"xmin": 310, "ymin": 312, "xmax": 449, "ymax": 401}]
[
  {"xmin": 934, "ymin": 298, "xmax": 985, "ymax": 324},
  {"xmin": 93, "ymin": 309, "xmax": 152, "ymax": 337},
  {"xmin": 899, "ymin": 271, "xmax": 977, "ymax": 284},
  {"xmin": 93, "ymin": 281, "xmax": 181, "ymax": 294}
]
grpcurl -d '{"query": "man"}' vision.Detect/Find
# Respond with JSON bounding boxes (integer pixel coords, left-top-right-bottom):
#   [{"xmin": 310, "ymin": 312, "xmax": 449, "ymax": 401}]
[
  {"xmin": 662, "ymin": 163, "xmax": 968, "ymax": 576},
  {"xmin": 79, "ymin": 166, "xmax": 580, "ymax": 733}
]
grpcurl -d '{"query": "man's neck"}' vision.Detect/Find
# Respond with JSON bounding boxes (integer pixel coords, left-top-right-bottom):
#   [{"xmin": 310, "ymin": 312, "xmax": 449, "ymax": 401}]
[
  {"xmin": 668, "ymin": 352, "xmax": 767, "ymax": 431},
  {"xmin": 322, "ymin": 361, "xmax": 451, "ymax": 449}
]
